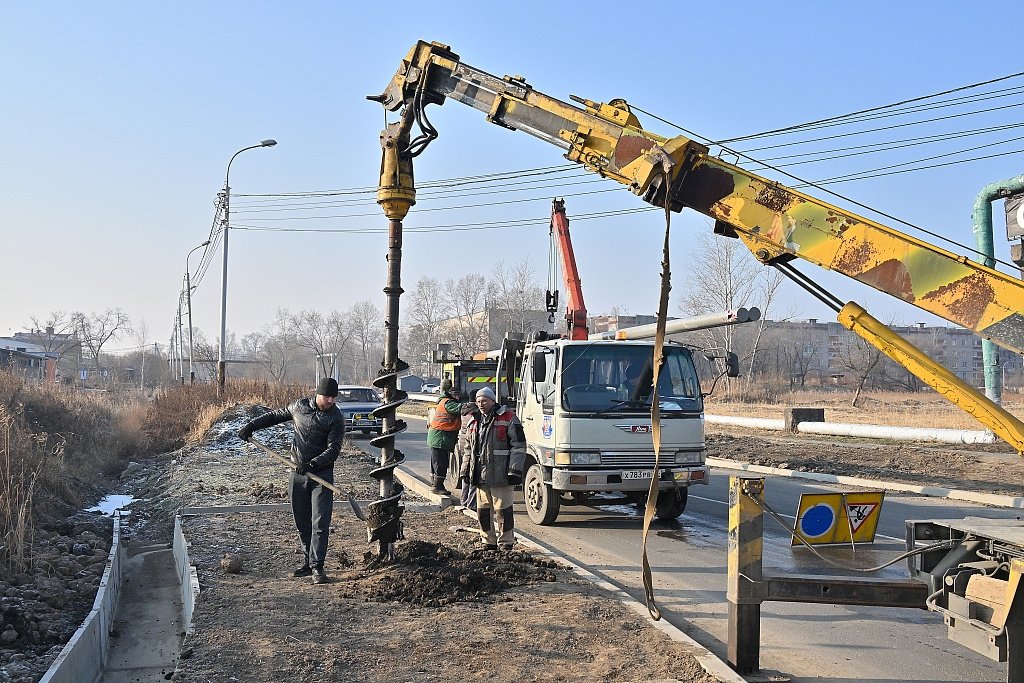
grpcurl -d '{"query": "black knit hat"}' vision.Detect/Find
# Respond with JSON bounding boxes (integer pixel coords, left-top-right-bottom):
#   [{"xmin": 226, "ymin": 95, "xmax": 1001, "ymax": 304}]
[{"xmin": 316, "ymin": 377, "xmax": 339, "ymax": 397}]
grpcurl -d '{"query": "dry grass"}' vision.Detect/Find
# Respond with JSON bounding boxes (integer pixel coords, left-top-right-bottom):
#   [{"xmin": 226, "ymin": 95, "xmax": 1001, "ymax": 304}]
[
  {"xmin": 705, "ymin": 386, "xmax": 1024, "ymax": 430},
  {"xmin": 144, "ymin": 379, "xmax": 311, "ymax": 452}
]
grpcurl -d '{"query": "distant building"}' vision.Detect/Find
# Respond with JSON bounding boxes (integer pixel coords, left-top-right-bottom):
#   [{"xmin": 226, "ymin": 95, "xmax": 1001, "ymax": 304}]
[
  {"xmin": 759, "ymin": 317, "xmax": 1019, "ymax": 389},
  {"xmin": 12, "ymin": 327, "xmax": 82, "ymax": 383},
  {"xmin": 434, "ymin": 308, "xmax": 554, "ymax": 357}
]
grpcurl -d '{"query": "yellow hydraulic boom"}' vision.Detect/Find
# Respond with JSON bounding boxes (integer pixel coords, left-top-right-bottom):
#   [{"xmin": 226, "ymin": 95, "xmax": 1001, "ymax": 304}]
[{"xmin": 370, "ymin": 40, "xmax": 1024, "ymax": 453}]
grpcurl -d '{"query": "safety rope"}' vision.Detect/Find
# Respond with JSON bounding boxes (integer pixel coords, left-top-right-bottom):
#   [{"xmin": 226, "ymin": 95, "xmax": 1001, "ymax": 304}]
[{"xmin": 640, "ymin": 169, "xmax": 675, "ymax": 620}]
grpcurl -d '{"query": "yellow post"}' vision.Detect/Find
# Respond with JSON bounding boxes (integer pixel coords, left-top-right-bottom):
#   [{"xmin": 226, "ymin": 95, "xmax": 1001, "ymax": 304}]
[{"xmin": 728, "ymin": 476, "xmax": 765, "ymax": 674}]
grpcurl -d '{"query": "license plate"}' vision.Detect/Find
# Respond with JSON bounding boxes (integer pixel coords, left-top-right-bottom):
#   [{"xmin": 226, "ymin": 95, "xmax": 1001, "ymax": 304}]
[
  {"xmin": 621, "ymin": 470, "xmax": 654, "ymax": 480},
  {"xmin": 355, "ymin": 420, "xmax": 373, "ymax": 426}
]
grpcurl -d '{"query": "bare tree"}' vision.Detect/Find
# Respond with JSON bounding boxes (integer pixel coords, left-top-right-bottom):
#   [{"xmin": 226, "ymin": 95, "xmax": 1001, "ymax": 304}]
[
  {"xmin": 833, "ymin": 334, "xmax": 885, "ymax": 407},
  {"xmin": 289, "ymin": 309, "xmax": 355, "ymax": 384},
  {"xmin": 348, "ymin": 300, "xmax": 382, "ymax": 385},
  {"xmin": 73, "ymin": 309, "xmax": 131, "ymax": 383},
  {"xmin": 442, "ymin": 274, "xmax": 490, "ymax": 358},
  {"xmin": 488, "ymin": 258, "xmax": 544, "ymax": 336},
  {"xmin": 404, "ymin": 276, "xmax": 450, "ymax": 376},
  {"xmin": 240, "ymin": 309, "xmax": 302, "ymax": 382},
  {"xmin": 677, "ymin": 231, "xmax": 793, "ymax": 389}
]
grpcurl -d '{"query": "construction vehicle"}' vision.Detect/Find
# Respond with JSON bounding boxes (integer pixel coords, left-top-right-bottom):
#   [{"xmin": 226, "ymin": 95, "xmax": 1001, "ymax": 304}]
[
  {"xmin": 371, "ymin": 41, "xmax": 1024, "ymax": 673},
  {"xmin": 432, "ymin": 200, "xmax": 752, "ymax": 524}
]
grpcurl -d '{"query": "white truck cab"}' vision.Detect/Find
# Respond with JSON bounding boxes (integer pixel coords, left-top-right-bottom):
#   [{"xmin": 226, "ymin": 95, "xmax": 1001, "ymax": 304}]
[{"xmin": 516, "ymin": 338, "xmax": 708, "ymax": 525}]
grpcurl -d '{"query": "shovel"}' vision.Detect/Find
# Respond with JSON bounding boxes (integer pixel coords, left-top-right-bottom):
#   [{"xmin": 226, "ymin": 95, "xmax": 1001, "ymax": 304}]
[{"xmin": 246, "ymin": 437, "xmax": 365, "ymax": 521}]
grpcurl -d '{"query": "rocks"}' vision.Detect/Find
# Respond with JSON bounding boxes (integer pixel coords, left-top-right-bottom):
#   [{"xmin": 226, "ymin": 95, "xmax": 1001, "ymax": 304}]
[
  {"xmin": 220, "ymin": 553, "xmax": 242, "ymax": 573},
  {"xmin": 1, "ymin": 627, "xmax": 18, "ymax": 643},
  {"xmin": 71, "ymin": 543, "xmax": 92, "ymax": 556}
]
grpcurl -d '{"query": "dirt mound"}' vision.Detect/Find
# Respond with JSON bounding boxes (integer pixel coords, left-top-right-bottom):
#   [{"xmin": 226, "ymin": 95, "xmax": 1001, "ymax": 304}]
[{"xmin": 354, "ymin": 539, "xmax": 562, "ymax": 606}]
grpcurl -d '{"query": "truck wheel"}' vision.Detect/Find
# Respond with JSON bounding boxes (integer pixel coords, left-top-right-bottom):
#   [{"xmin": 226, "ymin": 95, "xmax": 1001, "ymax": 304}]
[
  {"xmin": 524, "ymin": 464, "xmax": 560, "ymax": 525},
  {"xmin": 655, "ymin": 488, "xmax": 688, "ymax": 520}
]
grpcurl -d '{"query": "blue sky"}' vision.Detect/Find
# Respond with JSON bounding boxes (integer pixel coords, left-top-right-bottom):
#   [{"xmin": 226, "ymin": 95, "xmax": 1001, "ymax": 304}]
[{"xmin": 5, "ymin": 2, "xmax": 1024, "ymax": 351}]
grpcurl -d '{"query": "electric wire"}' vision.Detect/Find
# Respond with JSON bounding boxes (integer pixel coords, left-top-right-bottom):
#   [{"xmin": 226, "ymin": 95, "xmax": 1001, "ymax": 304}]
[
  {"xmin": 716, "ymin": 71, "xmax": 1024, "ymax": 144},
  {"xmin": 747, "ymin": 121, "xmax": 1024, "ymax": 169},
  {"xmin": 230, "ymin": 206, "xmax": 658, "ymax": 234}
]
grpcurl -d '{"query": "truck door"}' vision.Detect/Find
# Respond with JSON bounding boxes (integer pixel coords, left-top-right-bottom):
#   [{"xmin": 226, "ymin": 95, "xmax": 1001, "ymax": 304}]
[{"xmin": 521, "ymin": 346, "xmax": 558, "ymax": 449}]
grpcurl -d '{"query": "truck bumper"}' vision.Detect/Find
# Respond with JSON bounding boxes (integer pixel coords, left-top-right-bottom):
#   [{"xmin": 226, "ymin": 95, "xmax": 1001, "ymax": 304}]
[{"xmin": 550, "ymin": 466, "xmax": 709, "ymax": 492}]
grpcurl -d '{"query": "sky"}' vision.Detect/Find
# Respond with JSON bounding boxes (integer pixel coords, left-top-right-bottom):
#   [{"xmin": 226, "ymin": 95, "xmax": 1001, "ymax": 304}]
[{"xmin": 5, "ymin": 2, "xmax": 1024, "ymax": 354}]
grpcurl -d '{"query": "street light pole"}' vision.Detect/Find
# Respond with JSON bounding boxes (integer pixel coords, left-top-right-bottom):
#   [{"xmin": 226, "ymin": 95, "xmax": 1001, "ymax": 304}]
[
  {"xmin": 186, "ymin": 240, "xmax": 210, "ymax": 384},
  {"xmin": 217, "ymin": 139, "xmax": 277, "ymax": 395}
]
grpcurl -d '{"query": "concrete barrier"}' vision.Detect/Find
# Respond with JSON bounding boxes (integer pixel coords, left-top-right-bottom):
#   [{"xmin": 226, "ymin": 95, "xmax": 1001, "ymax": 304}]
[
  {"xmin": 39, "ymin": 514, "xmax": 127, "ymax": 683},
  {"xmin": 173, "ymin": 515, "xmax": 201, "ymax": 633}
]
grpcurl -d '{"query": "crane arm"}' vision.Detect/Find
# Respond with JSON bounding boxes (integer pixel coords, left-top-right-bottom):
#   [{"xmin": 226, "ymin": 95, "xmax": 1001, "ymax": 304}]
[
  {"xmin": 371, "ymin": 41, "xmax": 1024, "ymax": 355},
  {"xmin": 549, "ymin": 199, "xmax": 588, "ymax": 340}
]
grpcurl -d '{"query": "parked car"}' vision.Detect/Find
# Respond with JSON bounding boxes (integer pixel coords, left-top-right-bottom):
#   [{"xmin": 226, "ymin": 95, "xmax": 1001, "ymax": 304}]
[
  {"xmin": 421, "ymin": 382, "xmax": 440, "ymax": 394},
  {"xmin": 335, "ymin": 385, "xmax": 383, "ymax": 435}
]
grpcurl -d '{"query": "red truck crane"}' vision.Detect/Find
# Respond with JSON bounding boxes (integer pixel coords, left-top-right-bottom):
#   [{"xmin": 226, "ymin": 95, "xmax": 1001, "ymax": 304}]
[{"xmin": 545, "ymin": 198, "xmax": 589, "ymax": 340}]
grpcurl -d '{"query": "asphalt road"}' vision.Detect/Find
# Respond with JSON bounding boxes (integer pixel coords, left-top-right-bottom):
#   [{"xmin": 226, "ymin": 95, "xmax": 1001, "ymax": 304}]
[{"xmin": 350, "ymin": 416, "xmax": 1022, "ymax": 683}]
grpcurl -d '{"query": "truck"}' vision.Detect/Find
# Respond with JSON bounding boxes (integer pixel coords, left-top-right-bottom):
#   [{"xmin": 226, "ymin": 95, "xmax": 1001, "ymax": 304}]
[
  {"xmin": 435, "ymin": 200, "xmax": 751, "ymax": 525},
  {"xmin": 371, "ymin": 41, "xmax": 1024, "ymax": 674}
]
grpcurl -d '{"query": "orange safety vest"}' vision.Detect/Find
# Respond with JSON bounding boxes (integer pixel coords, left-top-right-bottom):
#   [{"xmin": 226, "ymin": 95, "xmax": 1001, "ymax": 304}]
[{"xmin": 429, "ymin": 397, "xmax": 462, "ymax": 432}]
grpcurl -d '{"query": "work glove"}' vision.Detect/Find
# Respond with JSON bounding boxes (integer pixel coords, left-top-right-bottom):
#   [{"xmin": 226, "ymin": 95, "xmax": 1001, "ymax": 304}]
[
  {"xmin": 506, "ymin": 469, "xmax": 522, "ymax": 486},
  {"xmin": 307, "ymin": 455, "xmax": 330, "ymax": 472},
  {"xmin": 293, "ymin": 461, "xmax": 308, "ymax": 476},
  {"xmin": 237, "ymin": 425, "xmax": 254, "ymax": 442}
]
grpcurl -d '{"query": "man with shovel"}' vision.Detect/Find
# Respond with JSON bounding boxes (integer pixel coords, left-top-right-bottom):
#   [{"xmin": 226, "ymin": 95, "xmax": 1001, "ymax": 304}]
[{"xmin": 237, "ymin": 377, "xmax": 345, "ymax": 585}]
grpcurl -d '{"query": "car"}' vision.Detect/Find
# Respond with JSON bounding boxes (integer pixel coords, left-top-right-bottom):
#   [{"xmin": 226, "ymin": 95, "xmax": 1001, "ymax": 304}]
[
  {"xmin": 421, "ymin": 383, "xmax": 440, "ymax": 394},
  {"xmin": 335, "ymin": 385, "xmax": 383, "ymax": 436}
]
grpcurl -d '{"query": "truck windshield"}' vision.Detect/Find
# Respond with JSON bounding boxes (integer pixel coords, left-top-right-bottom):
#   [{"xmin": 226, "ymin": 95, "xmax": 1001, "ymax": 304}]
[{"xmin": 559, "ymin": 344, "xmax": 702, "ymax": 413}]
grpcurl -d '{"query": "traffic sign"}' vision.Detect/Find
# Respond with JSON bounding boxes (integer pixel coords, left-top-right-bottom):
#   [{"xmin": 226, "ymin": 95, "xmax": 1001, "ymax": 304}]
[{"xmin": 792, "ymin": 490, "xmax": 885, "ymax": 546}]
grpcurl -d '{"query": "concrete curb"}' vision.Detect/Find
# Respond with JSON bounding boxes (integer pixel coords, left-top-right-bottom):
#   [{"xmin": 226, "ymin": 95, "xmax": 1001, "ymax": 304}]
[
  {"xmin": 40, "ymin": 513, "xmax": 127, "ymax": 683},
  {"xmin": 707, "ymin": 457, "xmax": 1024, "ymax": 509}
]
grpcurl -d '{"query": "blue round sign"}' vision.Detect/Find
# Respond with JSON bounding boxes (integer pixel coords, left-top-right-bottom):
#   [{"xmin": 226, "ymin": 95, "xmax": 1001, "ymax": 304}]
[{"xmin": 799, "ymin": 503, "xmax": 835, "ymax": 538}]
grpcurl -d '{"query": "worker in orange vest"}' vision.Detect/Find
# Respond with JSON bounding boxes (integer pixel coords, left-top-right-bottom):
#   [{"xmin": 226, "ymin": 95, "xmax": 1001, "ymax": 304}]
[{"xmin": 426, "ymin": 379, "xmax": 471, "ymax": 495}]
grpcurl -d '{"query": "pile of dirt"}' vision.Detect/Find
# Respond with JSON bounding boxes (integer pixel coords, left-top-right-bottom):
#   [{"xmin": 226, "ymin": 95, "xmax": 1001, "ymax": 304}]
[{"xmin": 357, "ymin": 540, "xmax": 561, "ymax": 606}]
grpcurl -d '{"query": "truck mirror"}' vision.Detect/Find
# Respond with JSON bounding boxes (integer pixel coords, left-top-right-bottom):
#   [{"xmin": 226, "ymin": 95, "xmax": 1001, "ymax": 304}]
[
  {"xmin": 725, "ymin": 351, "xmax": 740, "ymax": 377},
  {"xmin": 532, "ymin": 354, "xmax": 547, "ymax": 383}
]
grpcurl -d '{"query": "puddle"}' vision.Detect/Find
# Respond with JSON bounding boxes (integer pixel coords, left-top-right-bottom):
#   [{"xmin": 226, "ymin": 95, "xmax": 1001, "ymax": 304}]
[{"xmin": 85, "ymin": 494, "xmax": 134, "ymax": 515}]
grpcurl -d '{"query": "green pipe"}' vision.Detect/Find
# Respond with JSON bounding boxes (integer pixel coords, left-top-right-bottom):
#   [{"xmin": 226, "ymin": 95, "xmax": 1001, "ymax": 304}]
[{"xmin": 972, "ymin": 174, "xmax": 1024, "ymax": 405}]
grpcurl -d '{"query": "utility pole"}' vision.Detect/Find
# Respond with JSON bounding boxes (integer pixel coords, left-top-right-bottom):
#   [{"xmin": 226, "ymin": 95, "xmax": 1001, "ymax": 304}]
[{"xmin": 217, "ymin": 140, "xmax": 277, "ymax": 396}]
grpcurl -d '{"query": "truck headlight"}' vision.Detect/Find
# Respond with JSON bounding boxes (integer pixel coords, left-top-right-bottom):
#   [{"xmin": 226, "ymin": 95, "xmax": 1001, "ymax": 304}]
[
  {"xmin": 555, "ymin": 451, "xmax": 601, "ymax": 465},
  {"xmin": 674, "ymin": 449, "xmax": 706, "ymax": 464}
]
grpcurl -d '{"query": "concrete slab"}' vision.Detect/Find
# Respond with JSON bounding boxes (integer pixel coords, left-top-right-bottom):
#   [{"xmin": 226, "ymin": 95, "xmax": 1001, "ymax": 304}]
[{"xmin": 99, "ymin": 546, "xmax": 182, "ymax": 683}]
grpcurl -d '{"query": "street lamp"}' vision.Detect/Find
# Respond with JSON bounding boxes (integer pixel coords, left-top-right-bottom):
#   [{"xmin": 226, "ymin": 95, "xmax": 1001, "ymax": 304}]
[
  {"xmin": 217, "ymin": 139, "xmax": 277, "ymax": 394},
  {"xmin": 186, "ymin": 240, "xmax": 210, "ymax": 384}
]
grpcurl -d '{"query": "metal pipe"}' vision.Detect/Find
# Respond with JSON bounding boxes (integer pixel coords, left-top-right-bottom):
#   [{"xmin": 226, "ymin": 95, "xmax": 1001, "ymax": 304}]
[
  {"xmin": 972, "ymin": 174, "xmax": 1024, "ymax": 406},
  {"xmin": 590, "ymin": 307, "xmax": 760, "ymax": 340}
]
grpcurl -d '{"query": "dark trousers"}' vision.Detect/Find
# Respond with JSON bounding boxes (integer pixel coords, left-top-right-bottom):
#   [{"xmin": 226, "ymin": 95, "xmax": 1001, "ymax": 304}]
[
  {"xmin": 289, "ymin": 469, "xmax": 334, "ymax": 568},
  {"xmin": 430, "ymin": 447, "xmax": 451, "ymax": 479}
]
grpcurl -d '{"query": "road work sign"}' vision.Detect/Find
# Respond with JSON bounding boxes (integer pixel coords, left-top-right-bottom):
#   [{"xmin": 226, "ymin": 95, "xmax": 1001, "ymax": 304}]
[{"xmin": 791, "ymin": 490, "xmax": 885, "ymax": 546}]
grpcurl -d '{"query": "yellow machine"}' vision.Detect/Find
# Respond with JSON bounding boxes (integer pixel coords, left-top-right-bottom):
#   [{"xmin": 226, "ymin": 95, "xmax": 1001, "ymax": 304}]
[{"xmin": 371, "ymin": 41, "xmax": 1024, "ymax": 674}]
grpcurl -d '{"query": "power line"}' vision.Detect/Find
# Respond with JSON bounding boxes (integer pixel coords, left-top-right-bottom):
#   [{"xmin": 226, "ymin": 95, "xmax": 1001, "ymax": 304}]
[{"xmin": 716, "ymin": 71, "xmax": 1024, "ymax": 144}]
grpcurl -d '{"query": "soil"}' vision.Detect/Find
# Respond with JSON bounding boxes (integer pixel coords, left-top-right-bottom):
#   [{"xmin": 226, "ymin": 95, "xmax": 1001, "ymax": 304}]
[{"xmin": 4, "ymin": 399, "xmax": 1024, "ymax": 682}]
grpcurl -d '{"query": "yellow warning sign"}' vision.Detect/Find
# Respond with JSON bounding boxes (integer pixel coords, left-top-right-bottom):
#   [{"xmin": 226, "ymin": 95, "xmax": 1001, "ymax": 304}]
[{"xmin": 791, "ymin": 490, "xmax": 885, "ymax": 546}]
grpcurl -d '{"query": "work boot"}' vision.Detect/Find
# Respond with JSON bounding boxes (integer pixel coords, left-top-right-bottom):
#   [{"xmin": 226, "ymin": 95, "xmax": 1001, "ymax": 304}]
[
  {"xmin": 311, "ymin": 566, "xmax": 329, "ymax": 585},
  {"xmin": 292, "ymin": 564, "xmax": 313, "ymax": 577},
  {"xmin": 430, "ymin": 476, "xmax": 451, "ymax": 496}
]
